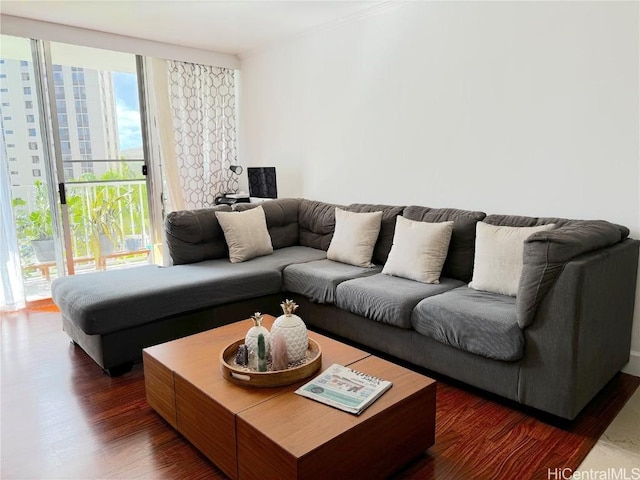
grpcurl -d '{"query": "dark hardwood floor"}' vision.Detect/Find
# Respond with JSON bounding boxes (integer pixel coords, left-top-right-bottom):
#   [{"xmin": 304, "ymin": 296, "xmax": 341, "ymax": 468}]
[{"xmin": 1, "ymin": 304, "xmax": 638, "ymax": 480}]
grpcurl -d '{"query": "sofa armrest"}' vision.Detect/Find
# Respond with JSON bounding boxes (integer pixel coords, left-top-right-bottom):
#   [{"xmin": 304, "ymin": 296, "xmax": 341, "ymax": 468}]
[
  {"xmin": 517, "ymin": 220, "xmax": 629, "ymax": 328},
  {"xmin": 517, "ymin": 239, "xmax": 639, "ymax": 419}
]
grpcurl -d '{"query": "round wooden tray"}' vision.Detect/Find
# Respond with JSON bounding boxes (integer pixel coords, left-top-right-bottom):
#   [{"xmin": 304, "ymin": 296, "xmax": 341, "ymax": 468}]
[{"xmin": 220, "ymin": 338, "xmax": 322, "ymax": 388}]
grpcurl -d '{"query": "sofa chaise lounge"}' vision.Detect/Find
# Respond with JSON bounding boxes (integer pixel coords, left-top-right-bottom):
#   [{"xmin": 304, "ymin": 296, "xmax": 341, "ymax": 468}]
[{"xmin": 51, "ymin": 198, "xmax": 639, "ymax": 420}]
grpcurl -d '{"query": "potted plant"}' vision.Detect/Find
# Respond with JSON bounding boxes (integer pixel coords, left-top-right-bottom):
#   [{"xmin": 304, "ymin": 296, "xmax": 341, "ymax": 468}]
[
  {"xmin": 12, "ymin": 180, "xmax": 55, "ymax": 262},
  {"xmin": 86, "ymin": 186, "xmax": 131, "ymax": 264}
]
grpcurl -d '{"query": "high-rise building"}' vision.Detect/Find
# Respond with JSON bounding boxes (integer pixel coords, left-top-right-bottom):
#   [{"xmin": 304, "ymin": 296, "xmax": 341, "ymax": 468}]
[
  {"xmin": 0, "ymin": 57, "xmax": 120, "ymax": 188},
  {"xmin": 0, "ymin": 57, "xmax": 42, "ymax": 188}
]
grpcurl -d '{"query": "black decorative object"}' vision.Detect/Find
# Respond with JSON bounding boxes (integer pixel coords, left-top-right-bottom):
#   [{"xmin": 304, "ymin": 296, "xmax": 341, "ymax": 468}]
[
  {"xmin": 248, "ymin": 167, "xmax": 277, "ymax": 199},
  {"xmin": 229, "ymin": 165, "xmax": 243, "ymax": 175},
  {"xmin": 236, "ymin": 344, "xmax": 248, "ymax": 366}
]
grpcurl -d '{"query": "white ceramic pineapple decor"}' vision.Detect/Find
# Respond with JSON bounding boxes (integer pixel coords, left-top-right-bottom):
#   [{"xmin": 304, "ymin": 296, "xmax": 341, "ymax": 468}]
[
  {"xmin": 245, "ymin": 312, "xmax": 270, "ymax": 361},
  {"xmin": 271, "ymin": 299, "xmax": 308, "ymax": 363}
]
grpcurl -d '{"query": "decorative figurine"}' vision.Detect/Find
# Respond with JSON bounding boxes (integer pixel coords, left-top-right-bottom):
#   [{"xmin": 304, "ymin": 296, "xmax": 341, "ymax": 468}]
[
  {"xmin": 270, "ymin": 330, "xmax": 288, "ymax": 371},
  {"xmin": 271, "ymin": 299, "xmax": 308, "ymax": 363},
  {"xmin": 245, "ymin": 312, "xmax": 270, "ymax": 361},
  {"xmin": 235, "ymin": 344, "xmax": 248, "ymax": 366},
  {"xmin": 257, "ymin": 334, "xmax": 268, "ymax": 372},
  {"xmin": 249, "ymin": 350, "xmax": 258, "ymax": 371}
]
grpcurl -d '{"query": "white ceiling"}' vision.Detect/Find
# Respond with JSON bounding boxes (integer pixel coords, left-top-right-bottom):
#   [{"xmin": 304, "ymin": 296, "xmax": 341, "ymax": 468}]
[{"xmin": 1, "ymin": 0, "xmax": 387, "ymax": 56}]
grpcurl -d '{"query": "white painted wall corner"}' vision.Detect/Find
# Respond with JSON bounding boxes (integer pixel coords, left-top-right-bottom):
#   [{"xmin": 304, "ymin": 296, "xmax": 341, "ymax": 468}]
[{"xmin": 621, "ymin": 351, "xmax": 640, "ymax": 377}]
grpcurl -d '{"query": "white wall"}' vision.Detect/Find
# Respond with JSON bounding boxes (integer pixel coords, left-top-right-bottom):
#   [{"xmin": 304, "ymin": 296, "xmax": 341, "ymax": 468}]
[{"xmin": 239, "ymin": 1, "xmax": 640, "ymax": 374}]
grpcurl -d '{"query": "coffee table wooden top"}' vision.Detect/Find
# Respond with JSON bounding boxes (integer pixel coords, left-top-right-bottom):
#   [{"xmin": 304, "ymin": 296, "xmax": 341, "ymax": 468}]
[
  {"xmin": 145, "ymin": 315, "xmax": 370, "ymax": 412},
  {"xmin": 143, "ymin": 315, "xmax": 436, "ymax": 480},
  {"xmin": 237, "ymin": 354, "xmax": 433, "ymax": 456}
]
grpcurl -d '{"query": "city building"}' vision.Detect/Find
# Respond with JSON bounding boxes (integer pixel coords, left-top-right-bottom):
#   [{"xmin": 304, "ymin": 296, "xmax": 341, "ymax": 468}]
[{"xmin": 0, "ymin": 57, "xmax": 119, "ymax": 196}]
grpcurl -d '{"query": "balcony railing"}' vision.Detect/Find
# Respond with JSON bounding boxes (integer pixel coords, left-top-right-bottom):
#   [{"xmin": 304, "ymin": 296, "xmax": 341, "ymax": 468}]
[
  {"xmin": 12, "ymin": 179, "xmax": 151, "ymax": 300},
  {"xmin": 65, "ymin": 180, "xmax": 150, "ymax": 258}
]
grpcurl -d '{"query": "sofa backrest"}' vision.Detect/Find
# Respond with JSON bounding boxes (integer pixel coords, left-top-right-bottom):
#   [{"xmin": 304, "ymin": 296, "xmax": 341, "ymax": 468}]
[
  {"xmin": 297, "ymin": 200, "xmax": 483, "ymax": 278},
  {"xmin": 233, "ymin": 198, "xmax": 300, "ymax": 249},
  {"xmin": 298, "ymin": 199, "xmax": 341, "ymax": 251},
  {"xmin": 403, "ymin": 206, "xmax": 487, "ymax": 282},
  {"xmin": 165, "ymin": 205, "xmax": 231, "ymax": 265},
  {"xmin": 165, "ymin": 199, "xmax": 301, "ymax": 265},
  {"xmin": 483, "ymin": 214, "xmax": 571, "ymax": 229}
]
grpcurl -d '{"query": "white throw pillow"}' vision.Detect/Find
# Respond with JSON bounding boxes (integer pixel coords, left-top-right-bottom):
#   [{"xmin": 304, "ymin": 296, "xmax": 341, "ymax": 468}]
[
  {"xmin": 469, "ymin": 222, "xmax": 555, "ymax": 296},
  {"xmin": 382, "ymin": 217, "xmax": 454, "ymax": 284},
  {"xmin": 327, "ymin": 208, "xmax": 383, "ymax": 267},
  {"xmin": 215, "ymin": 206, "xmax": 273, "ymax": 263}
]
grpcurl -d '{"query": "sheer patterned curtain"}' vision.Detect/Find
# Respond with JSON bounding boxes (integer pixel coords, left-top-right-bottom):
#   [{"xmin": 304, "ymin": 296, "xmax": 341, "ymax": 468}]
[{"xmin": 166, "ymin": 61, "xmax": 237, "ymax": 209}]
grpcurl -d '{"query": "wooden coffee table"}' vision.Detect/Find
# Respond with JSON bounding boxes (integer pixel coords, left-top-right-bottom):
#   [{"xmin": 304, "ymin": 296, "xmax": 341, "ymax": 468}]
[{"xmin": 143, "ymin": 315, "xmax": 436, "ymax": 480}]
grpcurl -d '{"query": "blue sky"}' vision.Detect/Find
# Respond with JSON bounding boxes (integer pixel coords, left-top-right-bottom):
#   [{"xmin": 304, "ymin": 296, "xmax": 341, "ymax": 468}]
[{"xmin": 112, "ymin": 72, "xmax": 142, "ymax": 151}]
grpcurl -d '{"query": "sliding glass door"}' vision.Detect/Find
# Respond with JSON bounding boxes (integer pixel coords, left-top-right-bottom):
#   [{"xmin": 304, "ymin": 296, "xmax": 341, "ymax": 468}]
[
  {"xmin": 1, "ymin": 35, "xmax": 154, "ymax": 304},
  {"xmin": 47, "ymin": 42, "xmax": 151, "ymax": 277},
  {"xmin": 1, "ymin": 35, "xmax": 61, "ymax": 302}
]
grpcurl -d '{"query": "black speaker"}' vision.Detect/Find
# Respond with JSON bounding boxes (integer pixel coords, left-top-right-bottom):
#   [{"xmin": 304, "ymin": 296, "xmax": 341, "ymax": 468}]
[{"xmin": 247, "ymin": 167, "xmax": 277, "ymax": 199}]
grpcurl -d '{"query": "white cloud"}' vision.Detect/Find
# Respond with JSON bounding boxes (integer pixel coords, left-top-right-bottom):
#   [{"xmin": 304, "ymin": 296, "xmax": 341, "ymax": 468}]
[{"xmin": 116, "ymin": 100, "xmax": 142, "ymax": 150}]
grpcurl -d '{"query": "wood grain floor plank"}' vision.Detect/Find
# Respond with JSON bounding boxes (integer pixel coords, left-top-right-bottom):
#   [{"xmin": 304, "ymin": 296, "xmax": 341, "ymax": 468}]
[{"xmin": 1, "ymin": 305, "xmax": 637, "ymax": 479}]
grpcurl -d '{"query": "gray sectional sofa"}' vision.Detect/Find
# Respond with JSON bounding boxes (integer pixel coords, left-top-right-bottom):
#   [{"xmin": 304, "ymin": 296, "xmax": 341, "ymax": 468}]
[{"xmin": 51, "ymin": 198, "xmax": 639, "ymax": 420}]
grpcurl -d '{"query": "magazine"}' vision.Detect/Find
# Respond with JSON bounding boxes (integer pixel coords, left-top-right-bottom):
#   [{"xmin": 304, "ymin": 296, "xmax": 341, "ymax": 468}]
[{"xmin": 295, "ymin": 363, "xmax": 393, "ymax": 415}]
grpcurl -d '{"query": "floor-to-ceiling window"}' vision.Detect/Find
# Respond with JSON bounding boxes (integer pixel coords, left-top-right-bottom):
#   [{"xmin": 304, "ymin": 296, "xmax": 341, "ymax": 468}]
[{"xmin": 1, "ymin": 35, "xmax": 154, "ymax": 306}]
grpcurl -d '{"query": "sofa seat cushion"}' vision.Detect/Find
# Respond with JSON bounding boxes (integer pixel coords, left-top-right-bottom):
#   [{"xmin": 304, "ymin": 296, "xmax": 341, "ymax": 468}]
[
  {"xmin": 243, "ymin": 245, "xmax": 327, "ymax": 270},
  {"xmin": 283, "ymin": 260, "xmax": 381, "ymax": 304},
  {"xmin": 335, "ymin": 274, "xmax": 464, "ymax": 329},
  {"xmin": 52, "ymin": 247, "xmax": 326, "ymax": 336},
  {"xmin": 411, "ymin": 286, "xmax": 523, "ymax": 361},
  {"xmin": 52, "ymin": 263, "xmax": 282, "ymax": 336}
]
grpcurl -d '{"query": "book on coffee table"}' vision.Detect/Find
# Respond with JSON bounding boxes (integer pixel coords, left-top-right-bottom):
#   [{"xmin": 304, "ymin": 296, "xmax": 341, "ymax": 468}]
[{"xmin": 295, "ymin": 363, "xmax": 393, "ymax": 415}]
